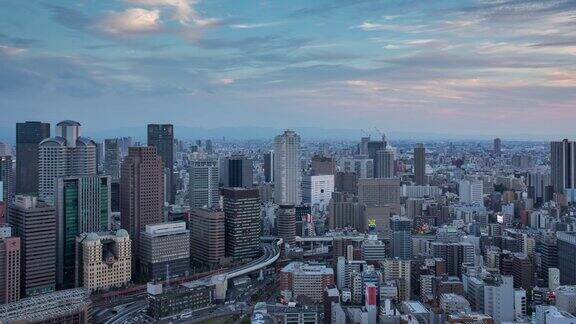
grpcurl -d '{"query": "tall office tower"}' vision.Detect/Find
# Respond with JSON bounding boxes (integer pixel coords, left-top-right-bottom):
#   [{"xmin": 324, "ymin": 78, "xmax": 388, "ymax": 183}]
[
  {"xmin": 357, "ymin": 178, "xmax": 401, "ymax": 214},
  {"xmin": 38, "ymin": 121, "xmax": 97, "ymax": 204},
  {"xmin": 328, "ymin": 192, "xmax": 365, "ymax": 231},
  {"xmin": 413, "ymin": 143, "xmax": 426, "ymax": 185},
  {"xmin": 339, "ymin": 156, "xmax": 374, "ymax": 178},
  {"xmin": 263, "ymin": 151, "xmax": 274, "ymax": 183},
  {"xmin": 16, "ymin": 121, "xmax": 50, "ymax": 195},
  {"xmin": 140, "ymin": 222, "xmax": 190, "ymax": 281},
  {"xmin": 335, "ymin": 172, "xmax": 359, "ymax": 194},
  {"xmin": 274, "ymin": 130, "xmax": 302, "ymax": 205},
  {"xmin": 189, "ymin": 159, "xmax": 219, "ymax": 209},
  {"xmin": 390, "ymin": 216, "xmax": 412, "ymax": 260},
  {"xmin": 367, "ymin": 140, "xmax": 385, "ymax": 176},
  {"xmin": 430, "ymin": 242, "xmax": 475, "ymax": 277},
  {"xmin": 550, "ymin": 139, "xmax": 576, "ymax": 194},
  {"xmin": 222, "ymin": 188, "xmax": 261, "ymax": 259},
  {"xmin": 0, "ymin": 142, "xmax": 11, "ymax": 156},
  {"xmin": 222, "ymin": 155, "xmax": 253, "ymax": 188},
  {"xmin": 374, "ymin": 148, "xmax": 395, "ymax": 178},
  {"xmin": 0, "ymin": 156, "xmax": 14, "ymax": 206},
  {"xmin": 8, "ymin": 195, "xmax": 56, "ymax": 297},
  {"xmin": 147, "ymin": 124, "xmax": 174, "ymax": 204},
  {"xmin": 104, "ymin": 139, "xmax": 121, "ymax": 180},
  {"xmin": 458, "ymin": 179, "xmax": 484, "ymax": 204},
  {"xmin": 557, "ymin": 232, "xmax": 576, "ymax": 285},
  {"xmin": 277, "ymin": 204, "xmax": 296, "ymax": 246},
  {"xmin": 75, "ymin": 230, "xmax": 131, "ymax": 290},
  {"xmin": 359, "ymin": 137, "xmax": 370, "ymax": 155},
  {"xmin": 311, "ymin": 155, "xmax": 336, "ymax": 176},
  {"xmin": 54, "ymin": 175, "xmax": 111, "ymax": 289},
  {"xmin": 0, "ymin": 224, "xmax": 20, "ymax": 303},
  {"xmin": 120, "ymin": 147, "xmax": 164, "ymax": 272},
  {"xmin": 406, "ymin": 198, "xmax": 424, "ymax": 219},
  {"xmin": 189, "ymin": 208, "xmax": 225, "ymax": 266},
  {"xmin": 494, "ymin": 138, "xmax": 502, "ymax": 156},
  {"xmin": 382, "ymin": 258, "xmax": 411, "ymax": 301}
]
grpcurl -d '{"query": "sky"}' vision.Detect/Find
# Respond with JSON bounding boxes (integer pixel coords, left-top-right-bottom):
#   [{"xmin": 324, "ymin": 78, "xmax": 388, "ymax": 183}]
[{"xmin": 0, "ymin": 0, "xmax": 575, "ymax": 137}]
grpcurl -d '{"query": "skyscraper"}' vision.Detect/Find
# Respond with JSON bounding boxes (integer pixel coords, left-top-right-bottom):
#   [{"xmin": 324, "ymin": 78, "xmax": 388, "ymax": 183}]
[
  {"xmin": 0, "ymin": 156, "xmax": 14, "ymax": 206},
  {"xmin": 189, "ymin": 159, "xmax": 219, "ymax": 209},
  {"xmin": 222, "ymin": 155, "xmax": 253, "ymax": 188},
  {"xmin": 550, "ymin": 139, "xmax": 576, "ymax": 194},
  {"xmin": 264, "ymin": 151, "xmax": 274, "ymax": 183},
  {"xmin": 38, "ymin": 121, "xmax": 97, "ymax": 204},
  {"xmin": 0, "ymin": 224, "xmax": 20, "ymax": 304},
  {"xmin": 367, "ymin": 140, "xmax": 385, "ymax": 176},
  {"xmin": 147, "ymin": 124, "xmax": 174, "ymax": 204},
  {"xmin": 557, "ymin": 232, "xmax": 576, "ymax": 285},
  {"xmin": 189, "ymin": 208, "xmax": 225, "ymax": 266},
  {"xmin": 357, "ymin": 178, "xmax": 401, "ymax": 214},
  {"xmin": 390, "ymin": 216, "xmax": 413, "ymax": 260},
  {"xmin": 494, "ymin": 138, "xmax": 502, "ymax": 156},
  {"xmin": 120, "ymin": 147, "xmax": 164, "ymax": 272},
  {"xmin": 222, "ymin": 187, "xmax": 261, "ymax": 259},
  {"xmin": 374, "ymin": 148, "xmax": 395, "ymax": 178},
  {"xmin": 8, "ymin": 195, "xmax": 56, "ymax": 297},
  {"xmin": 311, "ymin": 155, "xmax": 336, "ymax": 176},
  {"xmin": 414, "ymin": 143, "xmax": 426, "ymax": 185},
  {"xmin": 15, "ymin": 121, "xmax": 50, "ymax": 196},
  {"xmin": 274, "ymin": 130, "xmax": 301, "ymax": 205},
  {"xmin": 104, "ymin": 139, "xmax": 121, "ymax": 180},
  {"xmin": 54, "ymin": 175, "xmax": 111, "ymax": 289}
]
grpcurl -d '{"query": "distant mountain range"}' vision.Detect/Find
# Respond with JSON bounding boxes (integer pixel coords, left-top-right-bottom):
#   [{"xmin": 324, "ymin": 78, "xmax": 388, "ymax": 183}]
[{"xmin": 0, "ymin": 125, "xmax": 561, "ymax": 144}]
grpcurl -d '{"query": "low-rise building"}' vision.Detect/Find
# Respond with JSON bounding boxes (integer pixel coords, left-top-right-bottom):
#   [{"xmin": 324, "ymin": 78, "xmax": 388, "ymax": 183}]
[{"xmin": 279, "ymin": 262, "xmax": 334, "ymax": 303}]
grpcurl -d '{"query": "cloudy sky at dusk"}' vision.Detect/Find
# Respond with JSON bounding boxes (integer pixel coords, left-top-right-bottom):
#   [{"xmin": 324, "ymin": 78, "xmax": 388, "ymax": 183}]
[{"xmin": 1, "ymin": 0, "xmax": 575, "ymax": 137}]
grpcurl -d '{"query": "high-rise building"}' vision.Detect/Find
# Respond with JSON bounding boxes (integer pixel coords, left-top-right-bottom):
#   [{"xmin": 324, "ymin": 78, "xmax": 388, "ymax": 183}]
[
  {"xmin": 0, "ymin": 156, "xmax": 14, "ymax": 206},
  {"xmin": 140, "ymin": 222, "xmax": 190, "ymax": 281},
  {"xmin": 494, "ymin": 138, "xmax": 502, "ymax": 156},
  {"xmin": 550, "ymin": 140, "xmax": 576, "ymax": 194},
  {"xmin": 301, "ymin": 174, "xmax": 334, "ymax": 212},
  {"xmin": 357, "ymin": 178, "xmax": 401, "ymax": 214},
  {"xmin": 367, "ymin": 140, "xmax": 386, "ymax": 177},
  {"xmin": 264, "ymin": 151, "xmax": 274, "ymax": 183},
  {"xmin": 483, "ymin": 275, "xmax": 515, "ymax": 323},
  {"xmin": 15, "ymin": 121, "xmax": 50, "ymax": 196},
  {"xmin": 459, "ymin": 179, "xmax": 484, "ymax": 205},
  {"xmin": 557, "ymin": 232, "xmax": 576, "ymax": 285},
  {"xmin": 147, "ymin": 124, "xmax": 174, "ymax": 204},
  {"xmin": 430, "ymin": 242, "xmax": 475, "ymax": 277},
  {"xmin": 390, "ymin": 216, "xmax": 412, "ymax": 260},
  {"xmin": 327, "ymin": 192, "xmax": 365, "ymax": 231},
  {"xmin": 382, "ymin": 258, "xmax": 411, "ymax": 301},
  {"xmin": 414, "ymin": 143, "xmax": 426, "ymax": 185},
  {"xmin": 8, "ymin": 195, "xmax": 56, "ymax": 297},
  {"xmin": 104, "ymin": 139, "xmax": 121, "ymax": 180},
  {"xmin": 38, "ymin": 121, "xmax": 97, "ymax": 204},
  {"xmin": 75, "ymin": 230, "xmax": 131, "ymax": 290},
  {"xmin": 374, "ymin": 148, "xmax": 395, "ymax": 178},
  {"xmin": 274, "ymin": 130, "xmax": 301, "ymax": 205},
  {"xmin": 311, "ymin": 155, "xmax": 336, "ymax": 176},
  {"xmin": 222, "ymin": 155, "xmax": 253, "ymax": 188},
  {"xmin": 0, "ymin": 224, "xmax": 20, "ymax": 304},
  {"xmin": 120, "ymin": 147, "xmax": 164, "ymax": 272},
  {"xmin": 222, "ymin": 188, "xmax": 261, "ymax": 260},
  {"xmin": 54, "ymin": 175, "xmax": 111, "ymax": 289},
  {"xmin": 277, "ymin": 204, "xmax": 296, "ymax": 246},
  {"xmin": 189, "ymin": 208, "xmax": 225, "ymax": 266},
  {"xmin": 189, "ymin": 159, "xmax": 219, "ymax": 209}
]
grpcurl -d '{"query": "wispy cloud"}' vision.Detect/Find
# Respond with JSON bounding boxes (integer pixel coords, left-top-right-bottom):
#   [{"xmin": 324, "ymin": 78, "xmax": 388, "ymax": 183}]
[
  {"xmin": 95, "ymin": 8, "xmax": 162, "ymax": 36},
  {"xmin": 0, "ymin": 45, "xmax": 27, "ymax": 55}
]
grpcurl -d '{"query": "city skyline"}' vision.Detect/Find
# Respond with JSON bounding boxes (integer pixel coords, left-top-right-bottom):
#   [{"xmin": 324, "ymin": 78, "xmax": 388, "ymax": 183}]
[{"xmin": 1, "ymin": 1, "xmax": 576, "ymax": 136}]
